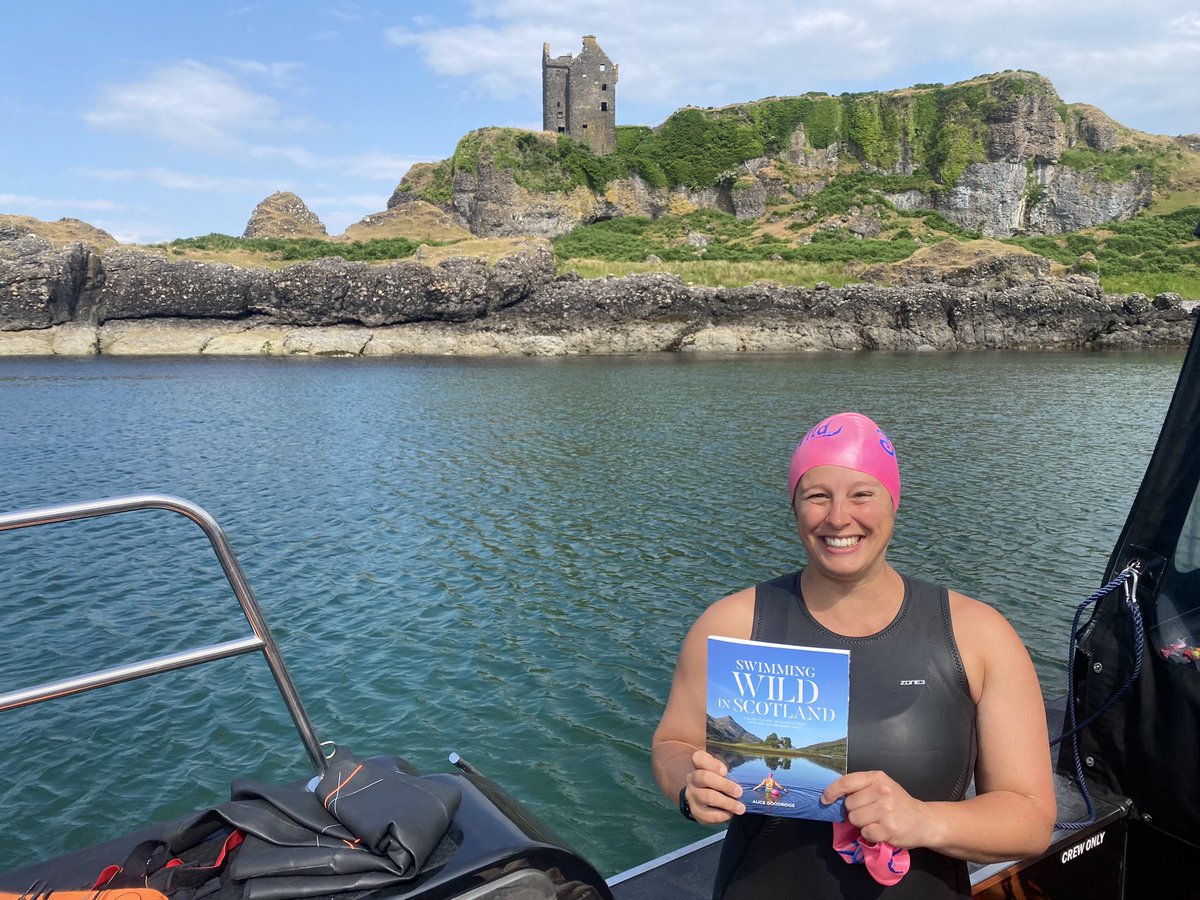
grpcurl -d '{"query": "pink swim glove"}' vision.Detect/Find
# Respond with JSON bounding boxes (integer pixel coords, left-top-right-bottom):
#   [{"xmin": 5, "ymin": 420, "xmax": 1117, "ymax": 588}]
[{"xmin": 832, "ymin": 821, "xmax": 910, "ymax": 886}]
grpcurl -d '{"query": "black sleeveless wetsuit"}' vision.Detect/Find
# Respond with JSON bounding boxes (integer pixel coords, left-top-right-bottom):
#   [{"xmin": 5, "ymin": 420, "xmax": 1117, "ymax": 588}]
[{"xmin": 712, "ymin": 572, "xmax": 978, "ymax": 900}]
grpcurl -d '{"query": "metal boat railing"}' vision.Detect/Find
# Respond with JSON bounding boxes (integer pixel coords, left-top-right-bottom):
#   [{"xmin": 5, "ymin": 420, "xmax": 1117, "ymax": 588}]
[{"xmin": 0, "ymin": 493, "xmax": 327, "ymax": 775}]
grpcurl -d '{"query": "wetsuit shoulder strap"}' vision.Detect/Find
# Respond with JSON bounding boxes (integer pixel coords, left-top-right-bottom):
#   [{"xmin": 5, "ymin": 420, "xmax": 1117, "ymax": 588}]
[{"xmin": 752, "ymin": 571, "xmax": 802, "ymax": 641}]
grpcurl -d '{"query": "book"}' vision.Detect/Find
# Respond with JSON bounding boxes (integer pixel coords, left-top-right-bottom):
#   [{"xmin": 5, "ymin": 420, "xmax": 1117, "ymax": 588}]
[{"xmin": 706, "ymin": 635, "xmax": 850, "ymax": 821}]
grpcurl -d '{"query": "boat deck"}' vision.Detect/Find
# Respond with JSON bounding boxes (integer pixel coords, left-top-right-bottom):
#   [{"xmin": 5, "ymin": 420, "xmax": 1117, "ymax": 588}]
[{"xmin": 609, "ymin": 774, "xmax": 1128, "ymax": 898}]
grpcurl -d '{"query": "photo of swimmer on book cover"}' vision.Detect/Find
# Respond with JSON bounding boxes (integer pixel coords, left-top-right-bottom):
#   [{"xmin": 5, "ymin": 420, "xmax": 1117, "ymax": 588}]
[{"xmin": 706, "ymin": 635, "xmax": 850, "ymax": 821}]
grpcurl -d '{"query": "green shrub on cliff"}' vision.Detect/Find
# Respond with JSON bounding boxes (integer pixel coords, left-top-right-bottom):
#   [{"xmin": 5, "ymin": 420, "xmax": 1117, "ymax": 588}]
[
  {"xmin": 166, "ymin": 234, "xmax": 421, "ymax": 262},
  {"xmin": 405, "ymin": 71, "xmax": 1183, "ymax": 214},
  {"xmin": 1057, "ymin": 145, "xmax": 1178, "ymax": 186},
  {"xmin": 745, "ymin": 95, "xmax": 844, "ymax": 154},
  {"xmin": 553, "ymin": 208, "xmax": 919, "ymax": 266},
  {"xmin": 1005, "ymin": 205, "xmax": 1200, "ymax": 285}
]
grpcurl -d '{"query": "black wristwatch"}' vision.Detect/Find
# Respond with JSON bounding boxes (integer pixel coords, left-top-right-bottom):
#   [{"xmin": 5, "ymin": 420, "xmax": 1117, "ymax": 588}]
[{"xmin": 679, "ymin": 786, "xmax": 697, "ymax": 821}]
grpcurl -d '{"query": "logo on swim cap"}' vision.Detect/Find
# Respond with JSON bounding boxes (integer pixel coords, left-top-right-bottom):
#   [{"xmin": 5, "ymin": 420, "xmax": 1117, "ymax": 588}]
[{"xmin": 788, "ymin": 412, "xmax": 901, "ymax": 511}]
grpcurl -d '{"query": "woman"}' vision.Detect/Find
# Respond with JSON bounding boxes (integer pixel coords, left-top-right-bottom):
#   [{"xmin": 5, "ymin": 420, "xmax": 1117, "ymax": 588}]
[{"xmin": 651, "ymin": 412, "xmax": 1055, "ymax": 899}]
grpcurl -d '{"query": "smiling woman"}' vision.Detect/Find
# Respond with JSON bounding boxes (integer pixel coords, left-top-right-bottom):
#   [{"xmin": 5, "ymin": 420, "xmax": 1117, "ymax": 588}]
[{"xmin": 651, "ymin": 410, "xmax": 1056, "ymax": 899}]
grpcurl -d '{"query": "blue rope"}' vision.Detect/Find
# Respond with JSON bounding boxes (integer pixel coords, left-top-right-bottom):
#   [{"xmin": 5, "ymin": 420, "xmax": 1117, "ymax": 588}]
[{"xmin": 1052, "ymin": 568, "xmax": 1144, "ymax": 830}]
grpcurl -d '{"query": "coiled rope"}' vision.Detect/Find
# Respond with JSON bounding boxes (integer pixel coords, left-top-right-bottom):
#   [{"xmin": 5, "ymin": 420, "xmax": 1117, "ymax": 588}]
[{"xmin": 1051, "ymin": 565, "xmax": 1144, "ymax": 830}]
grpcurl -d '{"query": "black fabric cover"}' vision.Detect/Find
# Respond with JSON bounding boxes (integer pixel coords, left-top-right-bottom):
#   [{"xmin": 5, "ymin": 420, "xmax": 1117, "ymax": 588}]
[
  {"xmin": 162, "ymin": 749, "xmax": 461, "ymax": 898},
  {"xmin": 313, "ymin": 753, "xmax": 461, "ymax": 875}
]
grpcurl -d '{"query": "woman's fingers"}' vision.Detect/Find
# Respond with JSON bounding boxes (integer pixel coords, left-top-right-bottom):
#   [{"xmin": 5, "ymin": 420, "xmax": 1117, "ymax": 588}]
[{"xmin": 687, "ymin": 749, "xmax": 745, "ymax": 821}]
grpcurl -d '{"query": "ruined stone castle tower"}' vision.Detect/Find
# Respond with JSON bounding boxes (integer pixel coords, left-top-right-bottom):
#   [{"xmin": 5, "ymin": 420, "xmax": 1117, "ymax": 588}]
[{"xmin": 542, "ymin": 36, "xmax": 618, "ymax": 156}]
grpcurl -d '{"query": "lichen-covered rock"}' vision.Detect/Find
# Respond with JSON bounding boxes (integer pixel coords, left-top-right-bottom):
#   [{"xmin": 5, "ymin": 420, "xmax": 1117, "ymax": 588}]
[
  {"xmin": 0, "ymin": 233, "xmax": 1192, "ymax": 355},
  {"xmin": 731, "ymin": 178, "xmax": 767, "ymax": 220},
  {"xmin": 0, "ymin": 235, "xmax": 92, "ymax": 330},
  {"xmin": 243, "ymin": 191, "xmax": 327, "ymax": 239},
  {"xmin": 95, "ymin": 250, "xmax": 269, "ymax": 322},
  {"xmin": 859, "ymin": 238, "xmax": 1051, "ymax": 288},
  {"xmin": 1028, "ymin": 166, "xmax": 1153, "ymax": 234},
  {"xmin": 1068, "ymin": 105, "xmax": 1123, "ymax": 151},
  {"xmin": 343, "ymin": 203, "xmax": 472, "ymax": 242},
  {"xmin": 986, "ymin": 91, "xmax": 1065, "ymax": 162},
  {"xmin": 449, "ymin": 164, "xmax": 598, "ymax": 238},
  {"xmin": 0, "ymin": 214, "xmax": 118, "ymax": 249}
]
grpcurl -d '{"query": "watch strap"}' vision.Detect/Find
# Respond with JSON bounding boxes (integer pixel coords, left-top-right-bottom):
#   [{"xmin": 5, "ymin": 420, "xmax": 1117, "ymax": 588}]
[{"xmin": 679, "ymin": 786, "xmax": 697, "ymax": 821}]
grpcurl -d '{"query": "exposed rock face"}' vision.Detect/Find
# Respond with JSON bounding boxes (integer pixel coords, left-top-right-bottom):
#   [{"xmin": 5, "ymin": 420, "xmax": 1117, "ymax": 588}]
[
  {"xmin": 885, "ymin": 161, "xmax": 1153, "ymax": 237},
  {"xmin": 94, "ymin": 250, "xmax": 268, "ymax": 322},
  {"xmin": 448, "ymin": 164, "xmax": 597, "ymax": 238},
  {"xmin": 986, "ymin": 92, "xmax": 1065, "ymax": 162},
  {"xmin": 243, "ymin": 191, "xmax": 327, "ymax": 239},
  {"xmin": 0, "ymin": 215, "xmax": 118, "ymax": 249},
  {"xmin": 1027, "ymin": 167, "xmax": 1153, "ymax": 234},
  {"xmin": 0, "ymin": 236, "xmax": 94, "ymax": 330},
  {"xmin": 399, "ymin": 72, "xmax": 1171, "ymax": 241},
  {"xmin": 781, "ymin": 124, "xmax": 839, "ymax": 172},
  {"xmin": 344, "ymin": 203, "xmax": 472, "ymax": 242},
  {"xmin": 432, "ymin": 131, "xmax": 1155, "ymax": 240},
  {"xmin": 858, "ymin": 238, "xmax": 1051, "ymax": 287},
  {"xmin": 1, "ymin": 231, "xmax": 1191, "ymax": 357},
  {"xmin": 0, "ymin": 231, "xmax": 555, "ymax": 333},
  {"xmin": 1070, "ymin": 105, "xmax": 1122, "ymax": 151}
]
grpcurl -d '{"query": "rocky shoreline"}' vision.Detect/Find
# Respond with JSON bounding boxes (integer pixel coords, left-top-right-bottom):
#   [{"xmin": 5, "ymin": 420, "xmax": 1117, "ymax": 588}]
[{"xmin": 1, "ymin": 233, "xmax": 1194, "ymax": 357}]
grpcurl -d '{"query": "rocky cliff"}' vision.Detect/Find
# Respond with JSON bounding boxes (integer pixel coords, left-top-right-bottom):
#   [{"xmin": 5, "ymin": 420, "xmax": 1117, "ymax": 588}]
[
  {"xmin": 243, "ymin": 191, "xmax": 327, "ymax": 239},
  {"xmin": 2, "ymin": 232, "xmax": 1191, "ymax": 357},
  {"xmin": 392, "ymin": 71, "xmax": 1181, "ymax": 241}
]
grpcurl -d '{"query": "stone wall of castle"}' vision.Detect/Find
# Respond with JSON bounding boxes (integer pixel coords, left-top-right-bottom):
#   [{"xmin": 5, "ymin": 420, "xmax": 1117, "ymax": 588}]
[{"xmin": 542, "ymin": 36, "xmax": 617, "ymax": 155}]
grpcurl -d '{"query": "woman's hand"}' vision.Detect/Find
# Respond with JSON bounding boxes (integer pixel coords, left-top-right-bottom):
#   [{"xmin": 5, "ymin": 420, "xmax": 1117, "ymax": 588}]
[
  {"xmin": 685, "ymin": 749, "xmax": 746, "ymax": 824},
  {"xmin": 821, "ymin": 770, "xmax": 927, "ymax": 848}
]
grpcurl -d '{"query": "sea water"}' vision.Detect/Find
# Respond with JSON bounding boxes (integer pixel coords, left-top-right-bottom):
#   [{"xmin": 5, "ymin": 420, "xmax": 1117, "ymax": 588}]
[{"xmin": 0, "ymin": 349, "xmax": 1184, "ymax": 877}]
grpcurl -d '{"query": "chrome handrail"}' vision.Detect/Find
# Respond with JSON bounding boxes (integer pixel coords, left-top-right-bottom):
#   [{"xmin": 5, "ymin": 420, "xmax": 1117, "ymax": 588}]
[{"xmin": 0, "ymin": 493, "xmax": 327, "ymax": 775}]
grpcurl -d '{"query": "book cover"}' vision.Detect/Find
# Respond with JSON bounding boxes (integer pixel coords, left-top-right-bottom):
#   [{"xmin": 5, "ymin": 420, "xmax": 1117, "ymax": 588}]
[{"xmin": 706, "ymin": 635, "xmax": 850, "ymax": 821}]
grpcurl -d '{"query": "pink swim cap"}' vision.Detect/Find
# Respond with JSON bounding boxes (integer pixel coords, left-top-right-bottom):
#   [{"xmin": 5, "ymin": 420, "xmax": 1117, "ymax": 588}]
[{"xmin": 788, "ymin": 412, "xmax": 900, "ymax": 511}]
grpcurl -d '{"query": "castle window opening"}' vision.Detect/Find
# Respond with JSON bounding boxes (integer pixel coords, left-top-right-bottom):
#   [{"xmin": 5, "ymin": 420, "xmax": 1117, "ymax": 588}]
[
  {"xmin": 601, "ymin": 102, "xmax": 608, "ymax": 111},
  {"xmin": 600, "ymin": 64, "xmax": 606, "ymax": 71},
  {"xmin": 558, "ymin": 126, "xmax": 565, "ymax": 133},
  {"xmin": 602, "ymin": 84, "xmax": 607, "ymax": 91}
]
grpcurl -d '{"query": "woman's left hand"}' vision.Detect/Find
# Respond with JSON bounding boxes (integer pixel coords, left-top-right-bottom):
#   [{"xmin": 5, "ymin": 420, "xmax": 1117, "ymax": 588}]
[{"xmin": 820, "ymin": 770, "xmax": 927, "ymax": 848}]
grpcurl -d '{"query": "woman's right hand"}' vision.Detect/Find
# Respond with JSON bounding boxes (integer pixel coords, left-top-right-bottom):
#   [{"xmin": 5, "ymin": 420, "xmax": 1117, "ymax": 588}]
[{"xmin": 685, "ymin": 749, "xmax": 746, "ymax": 823}]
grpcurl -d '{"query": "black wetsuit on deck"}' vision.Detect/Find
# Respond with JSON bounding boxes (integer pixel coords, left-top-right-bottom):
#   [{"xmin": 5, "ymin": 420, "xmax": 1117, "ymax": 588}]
[{"xmin": 712, "ymin": 572, "xmax": 978, "ymax": 900}]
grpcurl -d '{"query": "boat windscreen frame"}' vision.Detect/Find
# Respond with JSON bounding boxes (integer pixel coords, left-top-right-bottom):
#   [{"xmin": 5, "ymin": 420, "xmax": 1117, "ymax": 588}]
[
  {"xmin": 1105, "ymin": 315, "xmax": 1200, "ymax": 586},
  {"xmin": 1069, "ymin": 314, "xmax": 1200, "ymax": 850}
]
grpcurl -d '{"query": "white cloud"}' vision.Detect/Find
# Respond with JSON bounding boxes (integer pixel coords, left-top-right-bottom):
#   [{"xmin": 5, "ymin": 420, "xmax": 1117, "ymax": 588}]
[
  {"xmin": 340, "ymin": 151, "xmax": 435, "ymax": 180},
  {"xmin": 91, "ymin": 219, "xmax": 175, "ymax": 245},
  {"xmin": 239, "ymin": 145, "xmax": 433, "ymax": 180},
  {"xmin": 0, "ymin": 193, "xmax": 123, "ymax": 212},
  {"xmin": 77, "ymin": 167, "xmax": 287, "ymax": 194},
  {"xmin": 243, "ymin": 143, "xmax": 328, "ymax": 168},
  {"xmin": 308, "ymin": 193, "xmax": 388, "ymax": 208},
  {"xmin": 386, "ymin": 0, "xmax": 1200, "ymax": 134},
  {"xmin": 222, "ymin": 59, "xmax": 304, "ymax": 86},
  {"xmin": 84, "ymin": 60, "xmax": 293, "ymax": 149}
]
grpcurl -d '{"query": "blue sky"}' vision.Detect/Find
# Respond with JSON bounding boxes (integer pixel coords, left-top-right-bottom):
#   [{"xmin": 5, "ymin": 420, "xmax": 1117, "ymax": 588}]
[{"xmin": 3, "ymin": 0, "xmax": 1197, "ymax": 244}]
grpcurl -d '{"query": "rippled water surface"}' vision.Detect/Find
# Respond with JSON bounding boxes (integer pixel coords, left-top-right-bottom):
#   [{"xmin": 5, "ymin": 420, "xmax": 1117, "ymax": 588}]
[{"xmin": 0, "ymin": 350, "xmax": 1185, "ymax": 876}]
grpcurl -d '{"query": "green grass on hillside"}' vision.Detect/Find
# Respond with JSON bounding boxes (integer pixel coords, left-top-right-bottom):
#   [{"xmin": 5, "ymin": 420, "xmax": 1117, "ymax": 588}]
[
  {"xmin": 551, "ymin": 197, "xmax": 1200, "ymax": 295},
  {"xmin": 161, "ymin": 233, "xmax": 427, "ymax": 262},
  {"xmin": 560, "ymin": 258, "xmax": 855, "ymax": 288},
  {"xmin": 1006, "ymin": 205, "xmax": 1200, "ymax": 287},
  {"xmin": 404, "ymin": 72, "xmax": 1129, "ymax": 206},
  {"xmin": 552, "ymin": 208, "xmax": 922, "ymax": 266},
  {"xmin": 151, "ymin": 198, "xmax": 1199, "ymax": 299}
]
